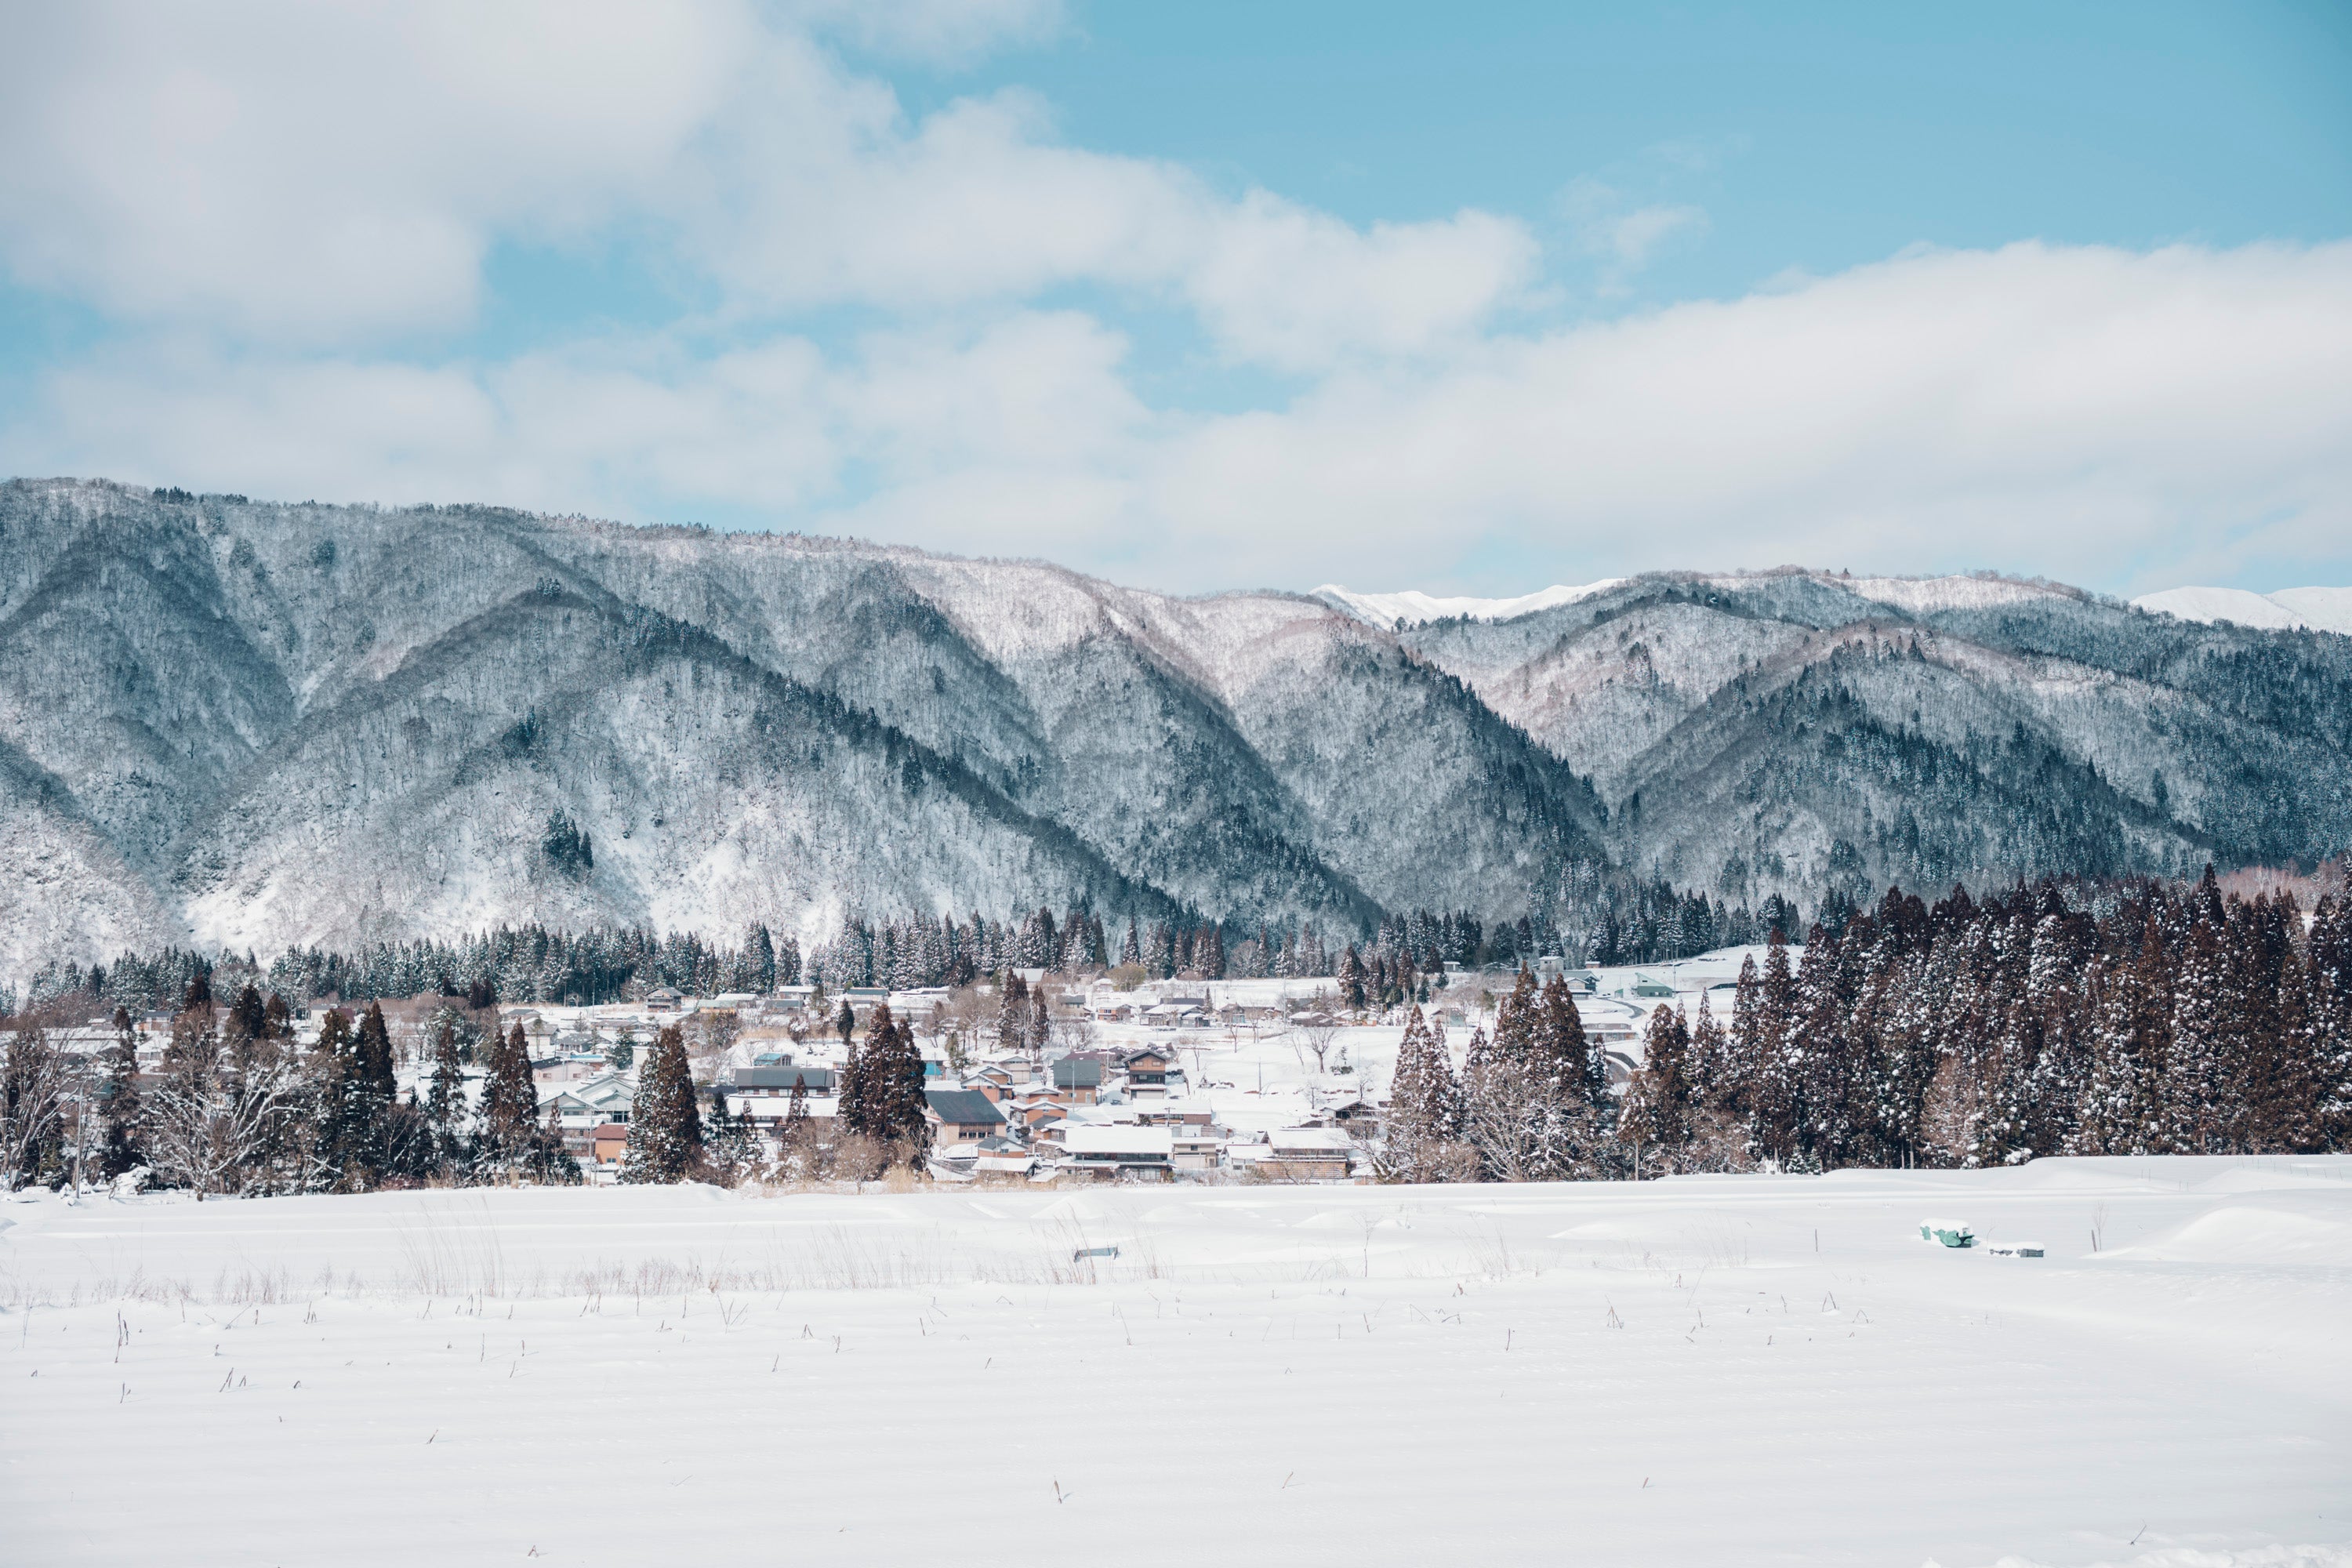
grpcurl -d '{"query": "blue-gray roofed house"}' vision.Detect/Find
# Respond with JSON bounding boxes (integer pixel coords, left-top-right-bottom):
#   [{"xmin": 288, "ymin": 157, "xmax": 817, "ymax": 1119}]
[{"xmin": 925, "ymin": 1088, "xmax": 1007, "ymax": 1143}]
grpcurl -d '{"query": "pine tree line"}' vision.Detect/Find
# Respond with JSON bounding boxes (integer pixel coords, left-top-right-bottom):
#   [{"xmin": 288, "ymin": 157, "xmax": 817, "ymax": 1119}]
[
  {"xmin": 19, "ymin": 924, "xmax": 802, "ymax": 1016},
  {"xmin": 1378, "ymin": 969, "xmax": 1620, "ymax": 1182},
  {"xmin": 1379, "ymin": 869, "xmax": 2352, "ymax": 1184},
  {"xmin": 15, "ymin": 878, "xmax": 1790, "ymax": 1022}
]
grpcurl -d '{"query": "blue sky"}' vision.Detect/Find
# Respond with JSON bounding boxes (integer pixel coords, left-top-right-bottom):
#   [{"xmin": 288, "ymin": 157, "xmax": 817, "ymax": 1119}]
[
  {"xmin": 973, "ymin": 4, "xmax": 2352, "ymax": 269},
  {"xmin": 1, "ymin": 1, "xmax": 2347, "ymax": 597}
]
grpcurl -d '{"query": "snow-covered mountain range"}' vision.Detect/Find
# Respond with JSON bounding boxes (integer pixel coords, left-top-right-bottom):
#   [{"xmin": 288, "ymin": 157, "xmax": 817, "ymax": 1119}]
[
  {"xmin": 2130, "ymin": 585, "xmax": 2352, "ymax": 634},
  {"xmin": 3, "ymin": 476, "xmax": 2350, "ymax": 981}
]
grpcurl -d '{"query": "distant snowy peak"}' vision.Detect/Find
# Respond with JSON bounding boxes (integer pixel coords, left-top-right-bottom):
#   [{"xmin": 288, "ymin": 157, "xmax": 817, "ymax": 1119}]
[
  {"xmin": 1316, "ymin": 581, "xmax": 1624, "ymax": 628},
  {"xmin": 2132, "ymin": 586, "xmax": 2352, "ymax": 634}
]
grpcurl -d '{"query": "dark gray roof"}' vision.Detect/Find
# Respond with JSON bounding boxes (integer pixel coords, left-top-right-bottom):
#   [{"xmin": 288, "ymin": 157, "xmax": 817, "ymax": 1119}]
[
  {"xmin": 734, "ymin": 1065, "xmax": 837, "ymax": 1091},
  {"xmin": 1051, "ymin": 1058, "xmax": 1105, "ymax": 1087},
  {"xmin": 925, "ymin": 1089, "xmax": 1006, "ymax": 1126}
]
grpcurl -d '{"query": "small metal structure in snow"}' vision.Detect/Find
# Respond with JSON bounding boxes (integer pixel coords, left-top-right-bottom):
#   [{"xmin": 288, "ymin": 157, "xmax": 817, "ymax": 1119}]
[
  {"xmin": 1072, "ymin": 1245, "xmax": 1120, "ymax": 1262},
  {"xmin": 1919, "ymin": 1218, "xmax": 1977, "ymax": 1248},
  {"xmin": 1987, "ymin": 1241, "xmax": 2044, "ymax": 1258}
]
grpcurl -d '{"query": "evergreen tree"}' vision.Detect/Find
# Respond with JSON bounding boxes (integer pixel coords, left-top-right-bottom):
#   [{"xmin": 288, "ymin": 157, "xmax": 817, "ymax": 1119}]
[
  {"xmin": 2164, "ymin": 920, "xmax": 2232, "ymax": 1153},
  {"xmin": 423, "ymin": 1017, "xmax": 466, "ymax": 1174},
  {"xmin": 476, "ymin": 1022, "xmax": 541, "ymax": 1179},
  {"xmin": 355, "ymin": 1000, "xmax": 397, "ymax": 1100},
  {"xmin": 2245, "ymin": 942, "xmax": 2322, "ymax": 1152},
  {"xmin": 1686, "ymin": 990, "xmax": 1728, "ymax": 1107},
  {"xmin": 744, "ymin": 924, "xmax": 777, "ymax": 993},
  {"xmin": 620, "ymin": 1025, "xmax": 702, "ymax": 1183},
  {"xmin": 702, "ymin": 1084, "xmax": 758, "ymax": 1184},
  {"xmin": 1383, "ymin": 1005, "xmax": 1463, "ymax": 1182},
  {"xmin": 1338, "ymin": 945, "xmax": 1367, "ymax": 1011},
  {"xmin": 309, "ymin": 1008, "xmax": 380, "ymax": 1191},
  {"xmin": 1618, "ymin": 1004, "xmax": 1694, "ymax": 1174},
  {"xmin": 778, "ymin": 1076, "xmax": 814, "ymax": 1181},
  {"xmin": 1540, "ymin": 975, "xmax": 1605, "ymax": 1110},
  {"xmin": 224, "ymin": 985, "xmax": 267, "ymax": 1049},
  {"xmin": 533, "ymin": 1101, "xmax": 583, "ymax": 1185},
  {"xmin": 2308, "ymin": 895, "xmax": 2352, "ymax": 1146},
  {"xmin": 1024, "ymin": 982, "xmax": 1054, "ymax": 1062},
  {"xmin": 1726, "ymin": 953, "xmax": 1762, "ymax": 1123},
  {"xmin": 1748, "ymin": 935, "xmax": 1802, "ymax": 1164},
  {"xmin": 837, "ymin": 1034, "xmax": 870, "ymax": 1141},
  {"xmin": 996, "ymin": 974, "xmax": 1030, "ymax": 1059},
  {"xmin": 95, "ymin": 1005, "xmax": 145, "ymax": 1180},
  {"xmin": 856, "ymin": 1005, "xmax": 930, "ymax": 1163}
]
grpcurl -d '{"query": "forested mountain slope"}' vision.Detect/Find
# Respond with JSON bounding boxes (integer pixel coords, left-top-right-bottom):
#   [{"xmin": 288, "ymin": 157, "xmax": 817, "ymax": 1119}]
[
  {"xmin": 2, "ymin": 477, "xmax": 2347, "ymax": 981},
  {"xmin": 1373, "ymin": 572, "xmax": 2352, "ymax": 910},
  {"xmin": 0, "ymin": 479, "xmax": 1597, "ymax": 976}
]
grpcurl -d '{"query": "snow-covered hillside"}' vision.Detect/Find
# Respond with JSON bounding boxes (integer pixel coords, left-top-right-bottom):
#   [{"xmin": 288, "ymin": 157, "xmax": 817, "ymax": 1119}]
[
  {"xmin": 1316, "ymin": 580, "xmax": 1624, "ymax": 627},
  {"xmin": 5, "ymin": 478, "xmax": 2352, "ymax": 982},
  {"xmin": 2135, "ymin": 585, "xmax": 2352, "ymax": 634},
  {"xmin": 4, "ymin": 1159, "xmax": 2347, "ymax": 1566}
]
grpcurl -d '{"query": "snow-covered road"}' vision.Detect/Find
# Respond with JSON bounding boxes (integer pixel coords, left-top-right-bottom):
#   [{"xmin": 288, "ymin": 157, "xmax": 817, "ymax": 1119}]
[{"xmin": 4, "ymin": 1157, "xmax": 2347, "ymax": 1566}]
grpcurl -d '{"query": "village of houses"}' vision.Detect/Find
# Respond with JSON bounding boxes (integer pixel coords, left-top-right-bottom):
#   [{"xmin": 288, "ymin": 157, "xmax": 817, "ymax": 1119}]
[{"xmin": 78, "ymin": 956, "xmax": 1759, "ymax": 1185}]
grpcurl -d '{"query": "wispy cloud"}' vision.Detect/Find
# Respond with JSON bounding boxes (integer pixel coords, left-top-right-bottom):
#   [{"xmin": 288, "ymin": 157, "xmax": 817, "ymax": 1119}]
[{"xmin": 1563, "ymin": 176, "xmax": 1710, "ymax": 288}]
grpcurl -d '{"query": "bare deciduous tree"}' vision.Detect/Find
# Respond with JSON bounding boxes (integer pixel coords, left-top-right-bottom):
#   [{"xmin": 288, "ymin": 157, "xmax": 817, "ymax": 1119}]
[
  {"xmin": 1300, "ymin": 1018, "xmax": 1341, "ymax": 1076},
  {"xmin": 142, "ymin": 1020, "xmax": 309, "ymax": 1200},
  {"xmin": 1048, "ymin": 1009, "xmax": 1097, "ymax": 1058}
]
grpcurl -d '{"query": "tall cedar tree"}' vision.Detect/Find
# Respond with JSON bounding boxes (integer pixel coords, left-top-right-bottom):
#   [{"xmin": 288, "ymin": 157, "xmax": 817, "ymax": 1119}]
[
  {"xmin": 1384, "ymin": 1005, "xmax": 1463, "ymax": 1181},
  {"xmin": 837, "ymin": 1028, "xmax": 871, "ymax": 1140},
  {"xmin": 702, "ymin": 1085, "xmax": 758, "ymax": 1184},
  {"xmin": 477, "ymin": 1022, "xmax": 541, "ymax": 1177},
  {"xmin": 310, "ymin": 1008, "xmax": 380, "ymax": 1191},
  {"xmin": 778, "ymin": 1076, "xmax": 814, "ymax": 1179},
  {"xmin": 224, "ymin": 985, "xmax": 267, "ymax": 1049},
  {"xmin": 423, "ymin": 1017, "xmax": 466, "ymax": 1172},
  {"xmin": 1619, "ymin": 1004, "xmax": 1694, "ymax": 1171},
  {"xmin": 96, "ymin": 1005, "xmax": 144, "ymax": 1180},
  {"xmin": 1338, "ymin": 946, "xmax": 1367, "ymax": 1010},
  {"xmin": 539, "ymin": 1102, "xmax": 583, "ymax": 1185},
  {"xmin": 996, "ymin": 975, "xmax": 1030, "ymax": 1059},
  {"xmin": 847, "ymin": 1004, "xmax": 929, "ymax": 1163},
  {"xmin": 621, "ymin": 1025, "xmax": 702, "ymax": 1183},
  {"xmin": 355, "ymin": 1001, "xmax": 397, "ymax": 1102}
]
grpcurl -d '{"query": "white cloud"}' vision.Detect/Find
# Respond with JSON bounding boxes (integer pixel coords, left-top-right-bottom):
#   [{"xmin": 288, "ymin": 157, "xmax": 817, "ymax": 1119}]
[
  {"xmin": 0, "ymin": 0, "xmax": 753, "ymax": 341},
  {"xmin": 13, "ymin": 242, "xmax": 2347, "ymax": 599},
  {"xmin": 688, "ymin": 70, "xmax": 1537, "ymax": 368},
  {"xmin": 1133, "ymin": 241, "xmax": 2352, "ymax": 591},
  {"xmin": 1562, "ymin": 176, "xmax": 1708, "ymax": 291},
  {"xmin": 0, "ymin": 0, "xmax": 1534, "ymax": 369},
  {"xmin": 1592, "ymin": 205, "xmax": 1709, "ymax": 271},
  {"xmin": 1184, "ymin": 194, "xmax": 1540, "ymax": 371},
  {"xmin": 1, "ymin": 311, "xmax": 1141, "ymax": 552}
]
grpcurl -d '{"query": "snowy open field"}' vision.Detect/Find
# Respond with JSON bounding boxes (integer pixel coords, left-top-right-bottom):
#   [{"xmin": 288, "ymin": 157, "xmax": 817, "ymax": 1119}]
[{"xmin": 5, "ymin": 1158, "xmax": 2350, "ymax": 1567}]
